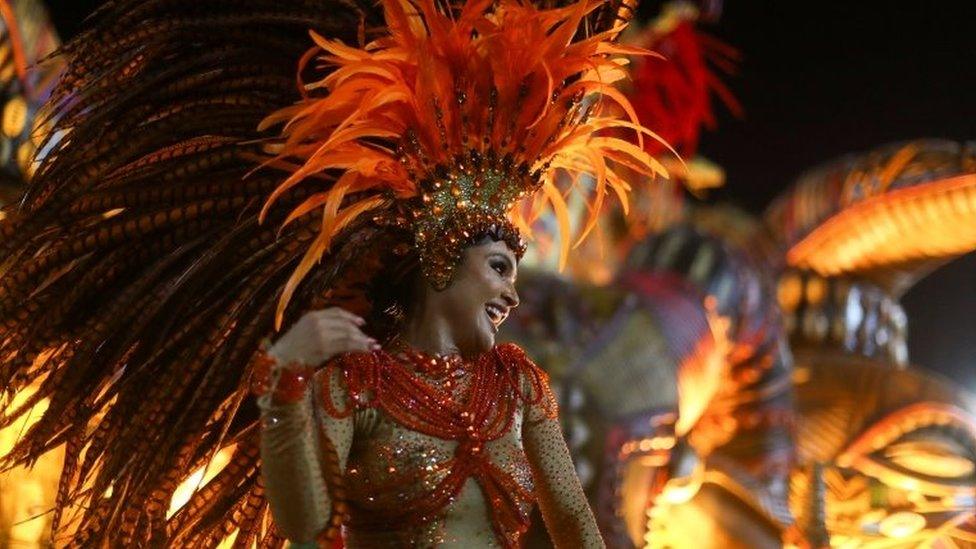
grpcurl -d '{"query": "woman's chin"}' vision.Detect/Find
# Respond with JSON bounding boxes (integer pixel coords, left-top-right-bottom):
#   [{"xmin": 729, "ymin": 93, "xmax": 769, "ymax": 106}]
[{"xmin": 460, "ymin": 330, "xmax": 495, "ymax": 357}]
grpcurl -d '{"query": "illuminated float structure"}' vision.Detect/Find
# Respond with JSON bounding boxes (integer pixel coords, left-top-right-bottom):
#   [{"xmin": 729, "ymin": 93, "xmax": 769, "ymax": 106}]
[
  {"xmin": 772, "ymin": 140, "xmax": 976, "ymax": 548},
  {"xmin": 507, "ymin": 139, "xmax": 976, "ymax": 548}
]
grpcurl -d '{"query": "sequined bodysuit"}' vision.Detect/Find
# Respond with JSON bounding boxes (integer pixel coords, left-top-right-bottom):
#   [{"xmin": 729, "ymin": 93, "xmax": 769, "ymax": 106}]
[
  {"xmin": 259, "ymin": 343, "xmax": 599, "ymax": 548},
  {"xmin": 341, "ymin": 407, "xmax": 535, "ymax": 545}
]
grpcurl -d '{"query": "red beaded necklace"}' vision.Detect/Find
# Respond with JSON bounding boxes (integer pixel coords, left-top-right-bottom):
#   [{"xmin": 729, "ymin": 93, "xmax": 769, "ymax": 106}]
[{"xmin": 395, "ymin": 342, "xmax": 467, "ymax": 379}]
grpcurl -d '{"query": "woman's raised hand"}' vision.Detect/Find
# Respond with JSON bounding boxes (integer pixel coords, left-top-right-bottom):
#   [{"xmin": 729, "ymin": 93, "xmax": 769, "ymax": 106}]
[{"xmin": 268, "ymin": 307, "xmax": 381, "ymax": 367}]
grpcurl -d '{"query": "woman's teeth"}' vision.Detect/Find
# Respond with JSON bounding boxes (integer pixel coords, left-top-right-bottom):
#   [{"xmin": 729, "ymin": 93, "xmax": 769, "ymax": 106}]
[{"xmin": 485, "ymin": 304, "xmax": 505, "ymax": 325}]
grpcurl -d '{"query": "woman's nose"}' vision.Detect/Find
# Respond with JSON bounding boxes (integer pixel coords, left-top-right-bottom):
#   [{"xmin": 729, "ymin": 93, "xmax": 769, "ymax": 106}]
[{"xmin": 502, "ymin": 284, "xmax": 520, "ymax": 309}]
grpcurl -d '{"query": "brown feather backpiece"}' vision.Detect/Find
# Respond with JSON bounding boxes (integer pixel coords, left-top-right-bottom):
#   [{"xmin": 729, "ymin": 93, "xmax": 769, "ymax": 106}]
[{"xmin": 0, "ymin": 0, "xmax": 637, "ymax": 546}]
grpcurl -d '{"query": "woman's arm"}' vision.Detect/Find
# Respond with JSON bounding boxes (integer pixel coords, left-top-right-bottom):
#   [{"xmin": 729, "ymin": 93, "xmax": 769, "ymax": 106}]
[
  {"xmin": 258, "ymin": 307, "xmax": 375, "ymax": 543},
  {"xmin": 258, "ymin": 367, "xmax": 354, "ymax": 543},
  {"xmin": 523, "ymin": 395, "xmax": 605, "ymax": 548}
]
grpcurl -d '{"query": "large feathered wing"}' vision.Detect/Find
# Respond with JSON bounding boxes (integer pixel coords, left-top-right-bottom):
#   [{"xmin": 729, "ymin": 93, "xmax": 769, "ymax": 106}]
[{"xmin": 0, "ymin": 1, "xmax": 382, "ymax": 546}]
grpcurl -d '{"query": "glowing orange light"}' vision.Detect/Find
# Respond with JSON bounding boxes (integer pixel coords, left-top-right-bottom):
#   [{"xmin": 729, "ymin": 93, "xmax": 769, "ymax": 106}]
[
  {"xmin": 0, "ymin": 382, "xmax": 59, "ymax": 547},
  {"xmin": 787, "ymin": 174, "xmax": 976, "ymax": 275},
  {"xmin": 166, "ymin": 446, "xmax": 236, "ymax": 519},
  {"xmin": 777, "ymin": 273, "xmax": 803, "ymax": 310},
  {"xmin": 878, "ymin": 511, "xmax": 925, "ymax": 538},
  {"xmin": 659, "ymin": 462, "xmax": 703, "ymax": 505}
]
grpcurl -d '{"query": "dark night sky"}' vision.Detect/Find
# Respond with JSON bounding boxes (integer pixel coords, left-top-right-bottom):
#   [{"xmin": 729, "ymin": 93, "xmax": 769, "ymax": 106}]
[{"xmin": 45, "ymin": 1, "xmax": 976, "ymax": 386}]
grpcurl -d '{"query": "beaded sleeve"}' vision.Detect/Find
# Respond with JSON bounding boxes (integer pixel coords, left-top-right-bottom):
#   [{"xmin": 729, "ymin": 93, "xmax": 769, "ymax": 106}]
[
  {"xmin": 501, "ymin": 344, "xmax": 605, "ymax": 548},
  {"xmin": 257, "ymin": 364, "xmax": 352, "ymax": 544}
]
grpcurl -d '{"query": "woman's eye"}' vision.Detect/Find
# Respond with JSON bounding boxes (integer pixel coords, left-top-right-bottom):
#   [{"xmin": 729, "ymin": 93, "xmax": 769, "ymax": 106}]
[{"xmin": 491, "ymin": 261, "xmax": 507, "ymax": 276}]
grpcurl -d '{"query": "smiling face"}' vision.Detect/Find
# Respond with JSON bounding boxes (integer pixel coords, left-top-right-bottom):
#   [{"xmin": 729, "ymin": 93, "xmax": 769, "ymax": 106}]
[{"xmin": 421, "ymin": 238, "xmax": 520, "ymax": 356}]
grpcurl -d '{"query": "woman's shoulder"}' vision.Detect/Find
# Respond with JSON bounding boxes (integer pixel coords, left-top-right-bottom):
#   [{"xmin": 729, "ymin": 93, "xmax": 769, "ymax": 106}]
[
  {"xmin": 493, "ymin": 344, "xmax": 559, "ymax": 418},
  {"xmin": 493, "ymin": 343, "xmax": 546, "ymax": 376},
  {"xmin": 493, "ymin": 342, "xmax": 530, "ymax": 361},
  {"xmin": 313, "ymin": 352, "xmax": 384, "ymax": 418}
]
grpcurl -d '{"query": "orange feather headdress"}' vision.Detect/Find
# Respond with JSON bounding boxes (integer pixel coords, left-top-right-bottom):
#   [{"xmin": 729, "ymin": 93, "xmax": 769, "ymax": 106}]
[{"xmin": 261, "ymin": 0, "xmax": 672, "ymax": 324}]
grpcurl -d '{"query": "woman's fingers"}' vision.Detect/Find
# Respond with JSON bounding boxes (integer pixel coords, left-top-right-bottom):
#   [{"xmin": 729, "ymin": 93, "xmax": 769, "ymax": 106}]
[
  {"xmin": 316, "ymin": 313, "xmax": 379, "ymax": 353},
  {"xmin": 346, "ymin": 324, "xmax": 381, "ymax": 352},
  {"xmin": 351, "ymin": 334, "xmax": 381, "ymax": 352},
  {"xmin": 316, "ymin": 314, "xmax": 368, "ymax": 339},
  {"xmin": 345, "ymin": 322, "xmax": 381, "ymax": 352},
  {"xmin": 335, "ymin": 330, "xmax": 377, "ymax": 353},
  {"xmin": 319, "ymin": 307, "xmax": 365, "ymax": 326}
]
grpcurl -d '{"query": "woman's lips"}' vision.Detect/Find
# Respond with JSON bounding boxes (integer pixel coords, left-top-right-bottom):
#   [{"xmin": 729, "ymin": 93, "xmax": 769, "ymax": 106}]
[{"xmin": 485, "ymin": 303, "xmax": 507, "ymax": 330}]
